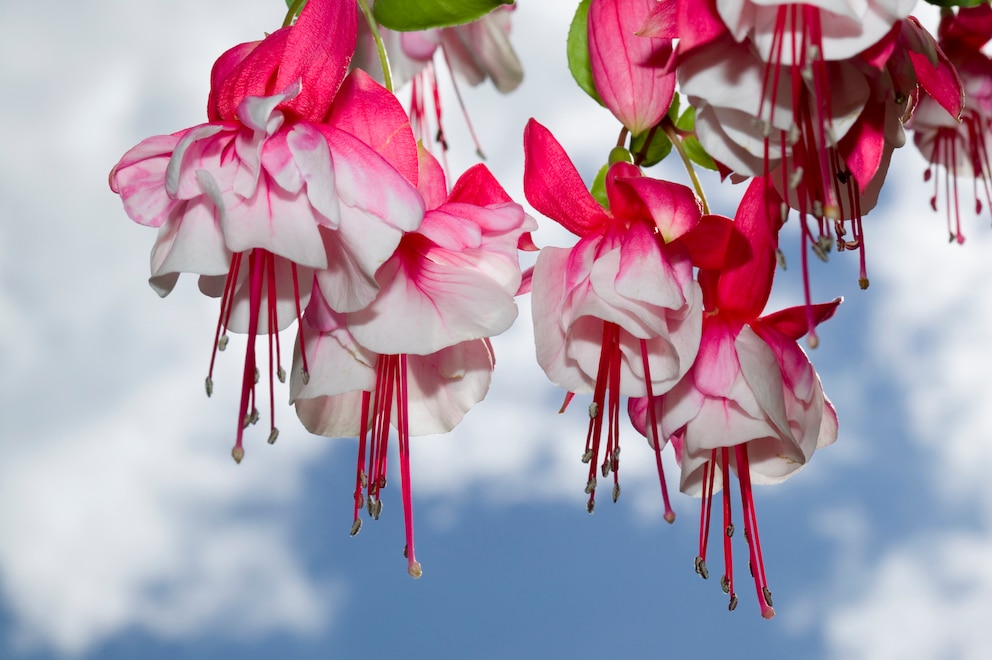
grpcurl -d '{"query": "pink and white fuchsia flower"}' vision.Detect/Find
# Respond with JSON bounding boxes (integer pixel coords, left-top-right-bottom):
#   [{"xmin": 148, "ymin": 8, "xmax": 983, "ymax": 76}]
[
  {"xmin": 524, "ymin": 119, "xmax": 746, "ymax": 516},
  {"xmin": 630, "ymin": 178, "xmax": 839, "ymax": 618},
  {"xmin": 291, "ymin": 150, "xmax": 534, "ymax": 578},
  {"xmin": 110, "ymin": 0, "xmax": 425, "ymax": 462},
  {"xmin": 910, "ymin": 4, "xmax": 992, "ymax": 243}
]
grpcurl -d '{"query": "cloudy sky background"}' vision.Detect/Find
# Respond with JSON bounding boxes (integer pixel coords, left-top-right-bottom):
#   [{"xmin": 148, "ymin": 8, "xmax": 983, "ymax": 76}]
[{"xmin": 2, "ymin": 1, "xmax": 991, "ymax": 658}]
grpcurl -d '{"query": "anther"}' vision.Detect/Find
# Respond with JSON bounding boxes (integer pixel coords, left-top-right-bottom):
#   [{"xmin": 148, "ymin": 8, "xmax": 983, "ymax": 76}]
[
  {"xmin": 585, "ymin": 477, "xmax": 597, "ymax": 494},
  {"xmin": 249, "ymin": 408, "xmax": 259, "ymax": 425},
  {"xmin": 612, "ymin": 483, "xmax": 620, "ymax": 503},
  {"xmin": 588, "ymin": 402, "xmax": 599, "ymax": 419},
  {"xmin": 859, "ymin": 277, "xmax": 870, "ymax": 290},
  {"xmin": 601, "ymin": 461, "xmax": 610, "ymax": 478},
  {"xmin": 267, "ymin": 428, "xmax": 279, "ymax": 444},
  {"xmin": 277, "ymin": 366, "xmax": 286, "ymax": 383},
  {"xmin": 776, "ymin": 249, "xmax": 787, "ymax": 270},
  {"xmin": 253, "ymin": 368, "xmax": 260, "ymax": 385},
  {"xmin": 231, "ymin": 446, "xmax": 244, "ymax": 464},
  {"xmin": 360, "ymin": 470, "xmax": 368, "ymax": 488},
  {"xmin": 720, "ymin": 575, "xmax": 731, "ymax": 594},
  {"xmin": 586, "ymin": 499, "xmax": 596, "ymax": 514},
  {"xmin": 301, "ymin": 370, "xmax": 310, "ymax": 386},
  {"xmin": 350, "ymin": 518, "xmax": 362, "ymax": 536},
  {"xmin": 725, "ymin": 523, "xmax": 734, "ymax": 538},
  {"xmin": 205, "ymin": 377, "xmax": 214, "ymax": 397},
  {"xmin": 218, "ymin": 335, "xmax": 229, "ymax": 351},
  {"xmin": 581, "ymin": 449, "xmax": 593, "ymax": 464},
  {"xmin": 788, "ymin": 168, "xmax": 804, "ymax": 190},
  {"xmin": 694, "ymin": 556, "xmax": 709, "ymax": 580},
  {"xmin": 763, "ymin": 587, "xmax": 774, "ymax": 607},
  {"xmin": 408, "ymin": 561, "xmax": 423, "ymax": 579},
  {"xmin": 728, "ymin": 594, "xmax": 738, "ymax": 611},
  {"xmin": 372, "ymin": 499, "xmax": 383, "ymax": 520}
]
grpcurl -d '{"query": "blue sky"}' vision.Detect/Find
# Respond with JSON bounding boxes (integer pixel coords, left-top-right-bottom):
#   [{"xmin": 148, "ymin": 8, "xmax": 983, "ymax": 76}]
[{"xmin": 2, "ymin": 1, "xmax": 992, "ymax": 658}]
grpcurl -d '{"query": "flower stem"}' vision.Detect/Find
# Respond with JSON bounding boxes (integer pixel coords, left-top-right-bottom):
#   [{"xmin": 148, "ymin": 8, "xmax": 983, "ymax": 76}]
[
  {"xmin": 357, "ymin": 0, "xmax": 394, "ymax": 93},
  {"xmin": 282, "ymin": 0, "xmax": 307, "ymax": 28},
  {"xmin": 662, "ymin": 118, "xmax": 710, "ymax": 215}
]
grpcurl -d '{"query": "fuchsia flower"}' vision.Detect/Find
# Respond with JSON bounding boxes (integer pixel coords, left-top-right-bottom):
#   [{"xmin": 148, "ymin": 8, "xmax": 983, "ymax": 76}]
[
  {"xmin": 630, "ymin": 178, "xmax": 839, "ymax": 618},
  {"xmin": 110, "ymin": 0, "xmax": 425, "ymax": 462},
  {"xmin": 588, "ymin": 0, "xmax": 676, "ymax": 136},
  {"xmin": 909, "ymin": 4, "xmax": 992, "ymax": 243},
  {"xmin": 525, "ymin": 119, "xmax": 743, "ymax": 516},
  {"xmin": 292, "ymin": 149, "xmax": 533, "ymax": 577}
]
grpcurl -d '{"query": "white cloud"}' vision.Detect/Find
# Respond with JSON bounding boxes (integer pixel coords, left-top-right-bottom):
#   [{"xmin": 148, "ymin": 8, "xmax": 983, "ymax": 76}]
[{"xmin": 818, "ymin": 146, "xmax": 992, "ymax": 656}]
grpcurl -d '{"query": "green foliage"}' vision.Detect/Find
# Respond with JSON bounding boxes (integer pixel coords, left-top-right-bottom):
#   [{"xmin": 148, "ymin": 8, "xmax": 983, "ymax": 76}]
[
  {"xmin": 567, "ymin": 0, "xmax": 605, "ymax": 106},
  {"xmin": 674, "ymin": 106, "xmax": 717, "ymax": 171},
  {"xmin": 590, "ymin": 163, "xmax": 610, "ymax": 208},
  {"xmin": 923, "ymin": 0, "xmax": 988, "ymax": 8},
  {"xmin": 373, "ymin": 0, "xmax": 515, "ymax": 31}
]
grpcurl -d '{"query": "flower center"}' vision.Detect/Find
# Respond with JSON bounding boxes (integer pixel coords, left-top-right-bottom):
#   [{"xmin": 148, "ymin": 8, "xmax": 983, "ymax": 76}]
[
  {"xmin": 205, "ymin": 248, "xmax": 308, "ymax": 463},
  {"xmin": 694, "ymin": 445, "xmax": 775, "ymax": 619},
  {"xmin": 349, "ymin": 354, "xmax": 422, "ymax": 579}
]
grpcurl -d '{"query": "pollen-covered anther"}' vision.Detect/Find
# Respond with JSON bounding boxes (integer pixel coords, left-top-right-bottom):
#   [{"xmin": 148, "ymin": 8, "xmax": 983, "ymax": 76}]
[
  {"xmin": 601, "ymin": 460, "xmax": 611, "ymax": 477},
  {"xmin": 350, "ymin": 518, "xmax": 362, "ymax": 536},
  {"xmin": 218, "ymin": 335, "xmax": 229, "ymax": 351},
  {"xmin": 612, "ymin": 483, "xmax": 620, "ymax": 503},
  {"xmin": 372, "ymin": 499, "xmax": 383, "ymax": 520},
  {"xmin": 586, "ymin": 499, "xmax": 596, "ymax": 514},
  {"xmin": 249, "ymin": 408, "xmax": 260, "ymax": 425},
  {"xmin": 231, "ymin": 446, "xmax": 244, "ymax": 464},
  {"xmin": 694, "ymin": 556, "xmax": 709, "ymax": 580},
  {"xmin": 787, "ymin": 124, "xmax": 801, "ymax": 146},
  {"xmin": 585, "ymin": 477, "xmax": 597, "ymax": 494},
  {"xmin": 720, "ymin": 575, "xmax": 731, "ymax": 594},
  {"xmin": 277, "ymin": 366, "xmax": 286, "ymax": 383},
  {"xmin": 408, "ymin": 560, "xmax": 423, "ymax": 579},
  {"xmin": 728, "ymin": 594, "xmax": 739, "ymax": 611},
  {"xmin": 588, "ymin": 402, "xmax": 599, "ymax": 419},
  {"xmin": 267, "ymin": 428, "xmax": 279, "ymax": 444},
  {"xmin": 859, "ymin": 277, "xmax": 870, "ymax": 290},
  {"xmin": 205, "ymin": 377, "xmax": 214, "ymax": 397},
  {"xmin": 360, "ymin": 470, "xmax": 368, "ymax": 488},
  {"xmin": 581, "ymin": 449, "xmax": 593, "ymax": 464},
  {"xmin": 788, "ymin": 167, "xmax": 805, "ymax": 190}
]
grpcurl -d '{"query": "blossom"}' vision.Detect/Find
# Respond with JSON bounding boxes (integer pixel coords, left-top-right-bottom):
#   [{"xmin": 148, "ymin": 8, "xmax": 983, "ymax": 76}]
[
  {"xmin": 291, "ymin": 151, "xmax": 533, "ymax": 577},
  {"xmin": 587, "ymin": 0, "xmax": 676, "ymax": 136},
  {"xmin": 630, "ymin": 178, "xmax": 839, "ymax": 617},
  {"xmin": 909, "ymin": 4, "xmax": 992, "ymax": 243},
  {"xmin": 524, "ymin": 118, "xmax": 718, "ymax": 514},
  {"xmin": 110, "ymin": 0, "xmax": 425, "ymax": 462}
]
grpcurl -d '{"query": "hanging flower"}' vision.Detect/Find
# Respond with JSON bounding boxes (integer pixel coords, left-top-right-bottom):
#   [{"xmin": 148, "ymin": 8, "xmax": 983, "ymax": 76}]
[
  {"xmin": 631, "ymin": 177, "xmax": 839, "ymax": 617},
  {"xmin": 524, "ymin": 118, "xmax": 738, "ymax": 514},
  {"xmin": 109, "ymin": 0, "xmax": 425, "ymax": 462},
  {"xmin": 292, "ymin": 151, "xmax": 534, "ymax": 577}
]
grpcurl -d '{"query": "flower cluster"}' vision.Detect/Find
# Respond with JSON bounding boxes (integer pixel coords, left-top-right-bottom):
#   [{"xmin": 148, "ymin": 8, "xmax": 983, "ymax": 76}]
[
  {"xmin": 110, "ymin": 0, "xmax": 532, "ymax": 578},
  {"xmin": 110, "ymin": 0, "xmax": 988, "ymax": 619}
]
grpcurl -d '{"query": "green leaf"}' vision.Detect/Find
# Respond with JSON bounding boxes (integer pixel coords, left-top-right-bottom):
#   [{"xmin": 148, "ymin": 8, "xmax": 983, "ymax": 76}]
[
  {"xmin": 590, "ymin": 163, "xmax": 610, "ymax": 208},
  {"xmin": 567, "ymin": 0, "xmax": 604, "ymax": 106},
  {"xmin": 630, "ymin": 128, "xmax": 672, "ymax": 168},
  {"xmin": 923, "ymin": 0, "xmax": 986, "ymax": 7},
  {"xmin": 373, "ymin": 0, "xmax": 514, "ymax": 31},
  {"xmin": 673, "ymin": 106, "xmax": 717, "ymax": 171}
]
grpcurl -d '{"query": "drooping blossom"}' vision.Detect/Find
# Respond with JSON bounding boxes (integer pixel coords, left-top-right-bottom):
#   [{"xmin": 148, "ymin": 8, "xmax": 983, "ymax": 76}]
[
  {"xmin": 110, "ymin": 0, "xmax": 425, "ymax": 462},
  {"xmin": 909, "ymin": 4, "xmax": 992, "ymax": 243},
  {"xmin": 587, "ymin": 0, "xmax": 676, "ymax": 136},
  {"xmin": 630, "ymin": 177, "xmax": 839, "ymax": 618},
  {"xmin": 292, "ymin": 150, "xmax": 534, "ymax": 577},
  {"xmin": 524, "ymin": 118, "xmax": 748, "ymax": 516}
]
